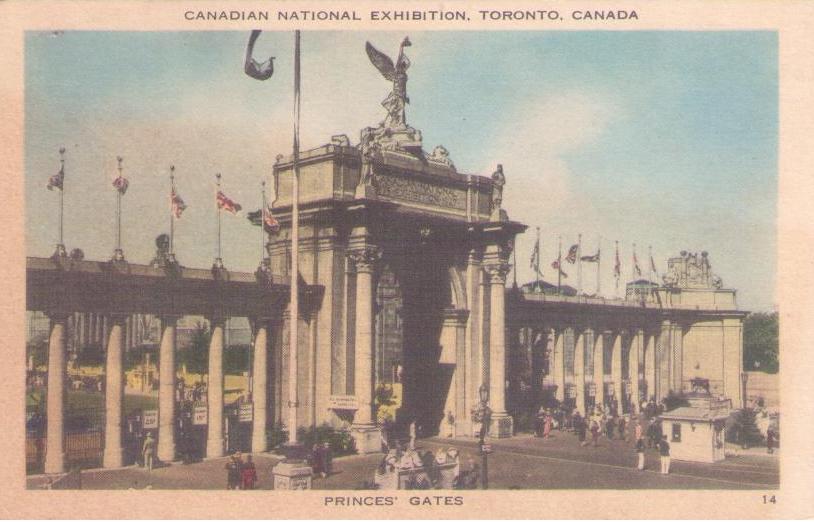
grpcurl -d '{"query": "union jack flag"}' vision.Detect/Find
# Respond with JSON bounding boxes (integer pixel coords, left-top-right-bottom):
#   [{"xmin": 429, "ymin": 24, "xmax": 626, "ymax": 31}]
[
  {"xmin": 112, "ymin": 175, "xmax": 129, "ymax": 195},
  {"xmin": 565, "ymin": 244, "xmax": 579, "ymax": 264},
  {"xmin": 216, "ymin": 191, "xmax": 242, "ymax": 214},
  {"xmin": 262, "ymin": 206, "xmax": 280, "ymax": 234},
  {"xmin": 47, "ymin": 166, "xmax": 64, "ymax": 191},
  {"xmin": 170, "ymin": 188, "xmax": 187, "ymax": 218}
]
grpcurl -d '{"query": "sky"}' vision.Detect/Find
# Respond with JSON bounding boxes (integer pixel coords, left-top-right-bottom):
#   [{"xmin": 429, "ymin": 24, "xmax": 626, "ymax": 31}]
[{"xmin": 25, "ymin": 31, "xmax": 777, "ymax": 311}]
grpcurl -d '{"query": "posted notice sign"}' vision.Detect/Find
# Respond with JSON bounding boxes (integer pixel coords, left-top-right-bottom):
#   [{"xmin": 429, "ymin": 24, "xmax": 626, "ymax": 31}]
[
  {"xmin": 193, "ymin": 405, "xmax": 208, "ymax": 425},
  {"xmin": 239, "ymin": 403, "xmax": 253, "ymax": 423},
  {"xmin": 143, "ymin": 409, "xmax": 158, "ymax": 429},
  {"xmin": 328, "ymin": 395, "xmax": 359, "ymax": 410}
]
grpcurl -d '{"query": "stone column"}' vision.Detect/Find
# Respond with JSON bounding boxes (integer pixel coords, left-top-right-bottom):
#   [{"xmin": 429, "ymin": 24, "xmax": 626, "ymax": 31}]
[
  {"xmin": 612, "ymin": 332, "xmax": 624, "ymax": 411},
  {"xmin": 573, "ymin": 329, "xmax": 586, "ymax": 416},
  {"xmin": 657, "ymin": 320, "xmax": 672, "ymax": 400},
  {"xmin": 157, "ymin": 315, "xmax": 178, "ymax": 462},
  {"xmin": 464, "ymin": 249, "xmax": 481, "ymax": 436},
  {"xmin": 251, "ymin": 318, "xmax": 270, "ymax": 453},
  {"xmin": 103, "ymin": 315, "xmax": 126, "ymax": 468},
  {"xmin": 552, "ymin": 329, "xmax": 565, "ymax": 402},
  {"xmin": 45, "ymin": 313, "xmax": 68, "ymax": 474},
  {"xmin": 592, "ymin": 330, "xmax": 604, "ymax": 410},
  {"xmin": 630, "ymin": 329, "xmax": 643, "ymax": 414},
  {"xmin": 348, "ymin": 247, "xmax": 381, "ymax": 453},
  {"xmin": 485, "ymin": 262, "xmax": 512, "ymax": 437},
  {"xmin": 671, "ymin": 323, "xmax": 684, "ymax": 393},
  {"xmin": 644, "ymin": 332, "xmax": 656, "ymax": 401},
  {"xmin": 207, "ymin": 316, "xmax": 226, "ymax": 458}
]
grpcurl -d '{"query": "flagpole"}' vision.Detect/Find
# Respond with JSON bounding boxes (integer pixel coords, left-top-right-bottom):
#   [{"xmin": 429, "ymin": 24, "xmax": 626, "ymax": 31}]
[
  {"xmin": 632, "ymin": 242, "xmax": 637, "ymax": 283},
  {"xmin": 261, "ymin": 180, "xmax": 267, "ymax": 262},
  {"xmin": 170, "ymin": 166, "xmax": 175, "ymax": 256},
  {"xmin": 536, "ymin": 226, "xmax": 541, "ymax": 292},
  {"xmin": 597, "ymin": 235, "xmax": 601, "ymax": 296},
  {"xmin": 57, "ymin": 147, "xmax": 65, "ymax": 256},
  {"xmin": 557, "ymin": 235, "xmax": 562, "ymax": 295},
  {"xmin": 113, "ymin": 156, "xmax": 124, "ymax": 261},
  {"xmin": 288, "ymin": 29, "xmax": 302, "ymax": 446},
  {"xmin": 577, "ymin": 233, "xmax": 582, "ymax": 296},
  {"xmin": 614, "ymin": 240, "xmax": 619, "ymax": 298},
  {"xmin": 214, "ymin": 173, "xmax": 223, "ymax": 269}
]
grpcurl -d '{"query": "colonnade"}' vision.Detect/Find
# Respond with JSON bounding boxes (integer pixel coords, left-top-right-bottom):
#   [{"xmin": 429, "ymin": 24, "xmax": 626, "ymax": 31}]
[{"xmin": 41, "ymin": 311, "xmax": 274, "ymax": 474}]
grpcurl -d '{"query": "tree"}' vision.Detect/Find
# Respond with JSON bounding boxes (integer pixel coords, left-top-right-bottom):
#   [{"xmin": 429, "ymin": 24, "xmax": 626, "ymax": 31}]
[
  {"xmin": 178, "ymin": 321, "xmax": 210, "ymax": 375},
  {"xmin": 743, "ymin": 312, "xmax": 778, "ymax": 373}
]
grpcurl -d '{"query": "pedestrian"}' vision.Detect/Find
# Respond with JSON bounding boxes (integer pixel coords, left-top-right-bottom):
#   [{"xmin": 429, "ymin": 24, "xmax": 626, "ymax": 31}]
[
  {"xmin": 605, "ymin": 416, "xmax": 615, "ymax": 440},
  {"xmin": 142, "ymin": 432, "xmax": 156, "ymax": 471},
  {"xmin": 618, "ymin": 416, "xmax": 627, "ymax": 441},
  {"xmin": 634, "ymin": 418, "xmax": 643, "ymax": 441},
  {"xmin": 574, "ymin": 412, "xmax": 587, "ymax": 446},
  {"xmin": 767, "ymin": 429, "xmax": 775, "ymax": 454},
  {"xmin": 409, "ymin": 419, "xmax": 417, "ymax": 450},
  {"xmin": 590, "ymin": 419, "xmax": 600, "ymax": 447},
  {"xmin": 225, "ymin": 454, "xmax": 241, "ymax": 489},
  {"xmin": 658, "ymin": 435, "xmax": 671, "ymax": 474},
  {"xmin": 543, "ymin": 413, "xmax": 553, "ymax": 439},
  {"xmin": 241, "ymin": 454, "xmax": 258, "ymax": 489},
  {"xmin": 636, "ymin": 437, "xmax": 646, "ymax": 470}
]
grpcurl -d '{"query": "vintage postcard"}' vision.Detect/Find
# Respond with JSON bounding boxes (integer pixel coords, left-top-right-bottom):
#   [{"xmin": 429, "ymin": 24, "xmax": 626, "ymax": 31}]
[{"xmin": 0, "ymin": 0, "xmax": 812, "ymax": 518}]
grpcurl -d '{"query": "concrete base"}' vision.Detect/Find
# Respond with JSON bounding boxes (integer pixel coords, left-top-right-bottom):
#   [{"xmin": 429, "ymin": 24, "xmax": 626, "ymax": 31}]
[
  {"xmin": 351, "ymin": 424, "xmax": 382, "ymax": 454},
  {"xmin": 489, "ymin": 413, "xmax": 514, "ymax": 438},
  {"xmin": 103, "ymin": 448, "xmax": 125, "ymax": 469},
  {"xmin": 272, "ymin": 461, "xmax": 313, "ymax": 490}
]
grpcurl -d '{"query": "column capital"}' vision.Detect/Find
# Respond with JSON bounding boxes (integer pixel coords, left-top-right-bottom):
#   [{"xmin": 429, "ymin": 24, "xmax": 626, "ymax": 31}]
[
  {"xmin": 347, "ymin": 245, "xmax": 382, "ymax": 273},
  {"xmin": 483, "ymin": 262, "xmax": 511, "ymax": 284}
]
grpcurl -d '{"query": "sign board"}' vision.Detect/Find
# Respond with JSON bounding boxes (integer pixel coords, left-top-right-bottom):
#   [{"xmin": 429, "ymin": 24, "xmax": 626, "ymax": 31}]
[
  {"xmin": 193, "ymin": 405, "xmax": 208, "ymax": 425},
  {"xmin": 239, "ymin": 403, "xmax": 253, "ymax": 423},
  {"xmin": 143, "ymin": 409, "xmax": 158, "ymax": 429},
  {"xmin": 328, "ymin": 395, "xmax": 359, "ymax": 410}
]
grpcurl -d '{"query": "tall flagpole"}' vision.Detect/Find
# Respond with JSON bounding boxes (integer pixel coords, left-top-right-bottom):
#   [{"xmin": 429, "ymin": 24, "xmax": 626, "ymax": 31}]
[
  {"xmin": 597, "ymin": 235, "xmax": 602, "ymax": 296},
  {"xmin": 113, "ymin": 156, "xmax": 125, "ymax": 261},
  {"xmin": 214, "ymin": 173, "xmax": 224, "ymax": 269},
  {"xmin": 169, "ymin": 166, "xmax": 176, "ymax": 256},
  {"xmin": 648, "ymin": 244, "xmax": 653, "ymax": 283},
  {"xmin": 261, "ymin": 180, "xmax": 268, "ymax": 261},
  {"xmin": 632, "ymin": 242, "xmax": 637, "ymax": 282},
  {"xmin": 57, "ymin": 147, "xmax": 66, "ymax": 256},
  {"xmin": 536, "ymin": 226, "xmax": 541, "ymax": 292},
  {"xmin": 577, "ymin": 233, "xmax": 582, "ymax": 296},
  {"xmin": 288, "ymin": 29, "xmax": 302, "ymax": 446},
  {"xmin": 557, "ymin": 235, "xmax": 562, "ymax": 295}
]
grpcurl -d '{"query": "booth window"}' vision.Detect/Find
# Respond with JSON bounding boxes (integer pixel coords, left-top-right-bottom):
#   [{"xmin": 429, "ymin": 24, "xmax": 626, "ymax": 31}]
[{"xmin": 672, "ymin": 423, "xmax": 682, "ymax": 442}]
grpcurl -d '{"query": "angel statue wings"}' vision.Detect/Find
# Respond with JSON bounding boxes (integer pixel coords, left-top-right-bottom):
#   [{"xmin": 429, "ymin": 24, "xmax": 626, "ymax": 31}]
[{"xmin": 365, "ymin": 37, "xmax": 412, "ymax": 128}]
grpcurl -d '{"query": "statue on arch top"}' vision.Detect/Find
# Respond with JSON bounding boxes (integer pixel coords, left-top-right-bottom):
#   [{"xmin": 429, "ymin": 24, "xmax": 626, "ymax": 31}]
[{"xmin": 366, "ymin": 37, "xmax": 411, "ymax": 129}]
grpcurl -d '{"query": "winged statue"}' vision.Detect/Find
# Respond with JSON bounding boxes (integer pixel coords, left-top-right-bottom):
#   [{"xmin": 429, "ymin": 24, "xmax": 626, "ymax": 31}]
[{"xmin": 365, "ymin": 37, "xmax": 412, "ymax": 128}]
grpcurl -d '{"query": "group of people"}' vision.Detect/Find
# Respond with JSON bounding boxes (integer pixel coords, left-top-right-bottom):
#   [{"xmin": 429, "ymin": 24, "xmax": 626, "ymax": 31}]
[
  {"xmin": 225, "ymin": 452, "xmax": 258, "ymax": 490},
  {"xmin": 373, "ymin": 444, "xmax": 471, "ymax": 490}
]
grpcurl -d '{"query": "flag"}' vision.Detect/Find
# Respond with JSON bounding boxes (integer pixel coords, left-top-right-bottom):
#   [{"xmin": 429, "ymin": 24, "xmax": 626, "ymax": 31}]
[
  {"xmin": 614, "ymin": 247, "xmax": 621, "ymax": 279},
  {"xmin": 581, "ymin": 251, "xmax": 600, "ymax": 263},
  {"xmin": 551, "ymin": 259, "xmax": 568, "ymax": 278},
  {"xmin": 216, "ymin": 191, "xmax": 242, "ymax": 214},
  {"xmin": 112, "ymin": 175, "xmax": 129, "ymax": 195},
  {"xmin": 530, "ymin": 239, "xmax": 540, "ymax": 270},
  {"xmin": 262, "ymin": 206, "xmax": 280, "ymax": 234},
  {"xmin": 170, "ymin": 188, "xmax": 187, "ymax": 218},
  {"xmin": 565, "ymin": 244, "xmax": 579, "ymax": 264},
  {"xmin": 47, "ymin": 165, "xmax": 64, "ymax": 191},
  {"xmin": 633, "ymin": 252, "xmax": 642, "ymax": 276}
]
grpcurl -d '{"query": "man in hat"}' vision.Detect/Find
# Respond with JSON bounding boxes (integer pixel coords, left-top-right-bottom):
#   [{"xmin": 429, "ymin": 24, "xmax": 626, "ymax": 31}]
[{"xmin": 141, "ymin": 432, "xmax": 156, "ymax": 471}]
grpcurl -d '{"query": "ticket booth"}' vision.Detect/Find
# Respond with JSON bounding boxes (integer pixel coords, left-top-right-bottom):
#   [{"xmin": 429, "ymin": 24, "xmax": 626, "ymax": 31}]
[{"xmin": 659, "ymin": 407, "xmax": 728, "ymax": 463}]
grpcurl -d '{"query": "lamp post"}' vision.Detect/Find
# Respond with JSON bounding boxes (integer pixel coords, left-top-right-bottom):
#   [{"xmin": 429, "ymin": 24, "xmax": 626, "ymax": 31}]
[{"xmin": 472, "ymin": 383, "xmax": 492, "ymax": 490}]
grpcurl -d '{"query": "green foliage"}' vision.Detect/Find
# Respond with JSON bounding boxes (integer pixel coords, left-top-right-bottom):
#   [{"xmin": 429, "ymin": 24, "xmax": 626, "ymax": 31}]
[
  {"xmin": 744, "ymin": 312, "xmax": 778, "ymax": 373},
  {"xmin": 178, "ymin": 321, "xmax": 210, "ymax": 375},
  {"xmin": 727, "ymin": 408, "xmax": 764, "ymax": 447},
  {"xmin": 265, "ymin": 423, "xmax": 357, "ymax": 456},
  {"xmin": 75, "ymin": 343, "xmax": 105, "ymax": 367},
  {"xmin": 224, "ymin": 344, "xmax": 251, "ymax": 375}
]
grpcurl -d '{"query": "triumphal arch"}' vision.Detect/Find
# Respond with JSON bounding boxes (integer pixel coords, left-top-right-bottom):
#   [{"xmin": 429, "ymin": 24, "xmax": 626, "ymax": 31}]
[{"xmin": 266, "ymin": 38, "xmax": 524, "ymax": 452}]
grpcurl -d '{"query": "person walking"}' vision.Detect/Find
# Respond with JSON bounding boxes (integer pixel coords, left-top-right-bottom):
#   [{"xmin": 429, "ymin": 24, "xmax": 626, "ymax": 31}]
[
  {"xmin": 142, "ymin": 432, "xmax": 156, "ymax": 471},
  {"xmin": 766, "ymin": 428, "xmax": 775, "ymax": 454},
  {"xmin": 241, "ymin": 454, "xmax": 258, "ymax": 489},
  {"xmin": 543, "ymin": 413, "xmax": 553, "ymax": 439},
  {"xmin": 636, "ymin": 436, "xmax": 646, "ymax": 471},
  {"xmin": 618, "ymin": 416, "xmax": 627, "ymax": 441},
  {"xmin": 605, "ymin": 416, "xmax": 615, "ymax": 440},
  {"xmin": 590, "ymin": 419, "xmax": 600, "ymax": 447},
  {"xmin": 658, "ymin": 435, "xmax": 671, "ymax": 475},
  {"xmin": 574, "ymin": 412, "xmax": 587, "ymax": 446},
  {"xmin": 225, "ymin": 454, "xmax": 241, "ymax": 489}
]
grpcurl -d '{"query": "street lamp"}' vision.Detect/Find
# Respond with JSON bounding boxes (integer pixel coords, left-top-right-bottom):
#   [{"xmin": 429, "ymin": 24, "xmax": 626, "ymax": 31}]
[{"xmin": 472, "ymin": 383, "xmax": 492, "ymax": 490}]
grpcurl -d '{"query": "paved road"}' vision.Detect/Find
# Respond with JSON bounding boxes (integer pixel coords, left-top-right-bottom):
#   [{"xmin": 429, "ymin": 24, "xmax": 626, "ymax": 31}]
[{"xmin": 27, "ymin": 431, "xmax": 778, "ymax": 490}]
